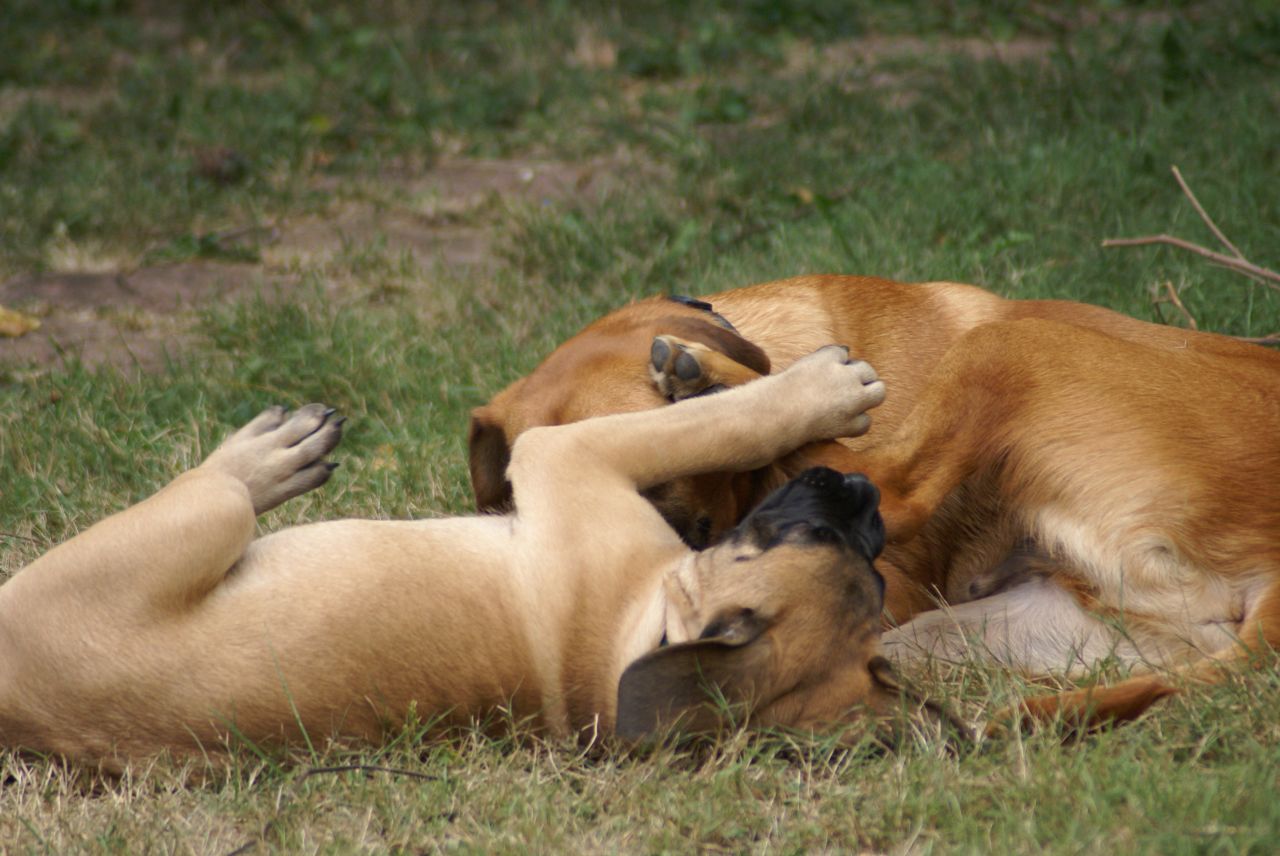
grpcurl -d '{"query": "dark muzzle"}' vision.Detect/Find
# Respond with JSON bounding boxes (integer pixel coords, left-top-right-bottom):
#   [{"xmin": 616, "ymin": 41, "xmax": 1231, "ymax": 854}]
[{"xmin": 736, "ymin": 467, "xmax": 885, "ymax": 562}]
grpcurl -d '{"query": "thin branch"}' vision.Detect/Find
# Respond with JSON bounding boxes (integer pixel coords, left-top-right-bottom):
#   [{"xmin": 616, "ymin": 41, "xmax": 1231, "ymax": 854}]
[
  {"xmin": 296, "ymin": 763, "xmax": 439, "ymax": 783},
  {"xmin": 1101, "ymin": 235, "xmax": 1280, "ymax": 292},
  {"xmin": 1170, "ymin": 165, "xmax": 1244, "ymax": 260},
  {"xmin": 1152, "ymin": 281, "xmax": 1198, "ymax": 332},
  {"xmin": 1162, "ymin": 281, "xmax": 1197, "ymax": 330},
  {"xmin": 1104, "ymin": 169, "xmax": 1280, "ymax": 347}
]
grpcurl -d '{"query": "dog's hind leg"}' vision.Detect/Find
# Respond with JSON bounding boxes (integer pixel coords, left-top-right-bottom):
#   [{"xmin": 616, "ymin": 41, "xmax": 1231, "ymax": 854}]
[
  {"xmin": 987, "ymin": 580, "xmax": 1280, "ymax": 735},
  {"xmin": 0, "ymin": 405, "xmax": 343, "ymax": 618}
]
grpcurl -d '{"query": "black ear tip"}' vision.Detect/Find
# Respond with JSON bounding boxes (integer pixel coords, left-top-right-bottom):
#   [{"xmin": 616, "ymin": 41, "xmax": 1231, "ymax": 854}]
[{"xmin": 666, "ymin": 294, "xmax": 715, "ymax": 312}]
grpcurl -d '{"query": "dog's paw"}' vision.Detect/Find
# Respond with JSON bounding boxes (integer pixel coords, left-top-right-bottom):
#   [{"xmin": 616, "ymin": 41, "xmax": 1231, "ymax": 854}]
[
  {"xmin": 650, "ymin": 333, "xmax": 772, "ymax": 402},
  {"xmin": 650, "ymin": 335, "xmax": 728, "ymax": 401},
  {"xmin": 784, "ymin": 345, "xmax": 886, "ymax": 439},
  {"xmin": 203, "ymin": 403, "xmax": 345, "ymax": 514}
]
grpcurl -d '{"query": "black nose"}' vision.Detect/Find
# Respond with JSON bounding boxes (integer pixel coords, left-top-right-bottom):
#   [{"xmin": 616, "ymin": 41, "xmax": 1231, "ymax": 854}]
[
  {"xmin": 738, "ymin": 467, "xmax": 885, "ymax": 560},
  {"xmin": 834, "ymin": 472, "xmax": 885, "ymax": 561}
]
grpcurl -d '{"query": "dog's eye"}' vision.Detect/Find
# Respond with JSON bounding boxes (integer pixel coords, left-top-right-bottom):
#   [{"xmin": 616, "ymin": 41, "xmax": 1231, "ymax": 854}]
[{"xmin": 810, "ymin": 525, "xmax": 840, "ymax": 543}]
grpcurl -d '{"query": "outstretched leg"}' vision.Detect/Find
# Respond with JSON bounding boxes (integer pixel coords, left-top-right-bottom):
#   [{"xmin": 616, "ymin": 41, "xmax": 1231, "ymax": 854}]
[
  {"xmin": 512, "ymin": 345, "xmax": 884, "ymax": 495},
  {"xmin": 0, "ymin": 405, "xmax": 343, "ymax": 619}
]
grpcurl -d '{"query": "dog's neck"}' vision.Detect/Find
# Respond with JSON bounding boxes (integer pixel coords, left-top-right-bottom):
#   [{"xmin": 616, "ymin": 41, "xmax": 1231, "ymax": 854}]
[
  {"xmin": 611, "ymin": 553, "xmax": 699, "ymax": 686},
  {"xmin": 660, "ymin": 552, "xmax": 704, "ymax": 644}
]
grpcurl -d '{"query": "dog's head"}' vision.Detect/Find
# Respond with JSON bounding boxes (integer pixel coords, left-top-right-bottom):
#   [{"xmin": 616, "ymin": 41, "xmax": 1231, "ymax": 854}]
[
  {"xmin": 615, "ymin": 467, "xmax": 928, "ymax": 739},
  {"xmin": 469, "ymin": 296, "xmax": 773, "ymax": 545}
]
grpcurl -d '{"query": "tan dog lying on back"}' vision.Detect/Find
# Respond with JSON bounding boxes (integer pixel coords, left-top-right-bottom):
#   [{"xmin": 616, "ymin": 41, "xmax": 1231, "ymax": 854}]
[{"xmin": 0, "ymin": 348, "xmax": 920, "ymax": 766}]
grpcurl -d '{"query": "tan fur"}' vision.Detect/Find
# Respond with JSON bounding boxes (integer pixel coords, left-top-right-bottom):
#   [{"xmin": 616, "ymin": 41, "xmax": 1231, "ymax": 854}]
[
  {"xmin": 472, "ymin": 275, "xmax": 1280, "ymax": 726},
  {"xmin": 0, "ymin": 348, "xmax": 922, "ymax": 766}
]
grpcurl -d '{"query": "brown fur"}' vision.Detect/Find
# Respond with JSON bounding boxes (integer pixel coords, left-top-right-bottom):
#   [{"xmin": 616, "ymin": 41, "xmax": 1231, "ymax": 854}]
[
  {"xmin": 0, "ymin": 349, "xmax": 927, "ymax": 767},
  {"xmin": 472, "ymin": 276, "xmax": 1261, "ymax": 613},
  {"xmin": 472, "ymin": 275, "xmax": 1280, "ymax": 726}
]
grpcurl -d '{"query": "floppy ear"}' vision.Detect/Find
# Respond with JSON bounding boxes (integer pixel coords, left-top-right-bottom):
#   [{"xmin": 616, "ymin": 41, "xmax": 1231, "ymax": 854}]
[
  {"xmin": 616, "ymin": 609, "xmax": 771, "ymax": 740},
  {"xmin": 663, "ymin": 316, "xmax": 772, "ymax": 376},
  {"xmin": 469, "ymin": 406, "xmax": 513, "ymax": 512}
]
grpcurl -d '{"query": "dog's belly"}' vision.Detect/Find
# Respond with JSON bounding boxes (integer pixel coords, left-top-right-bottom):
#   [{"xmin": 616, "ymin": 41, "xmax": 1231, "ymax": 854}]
[
  {"xmin": 883, "ymin": 532, "xmax": 1258, "ymax": 676},
  {"xmin": 882, "ymin": 576, "xmax": 1146, "ymax": 674},
  {"xmin": 186, "ymin": 517, "xmax": 547, "ymax": 728},
  {"xmin": 0, "ymin": 516, "xmax": 557, "ymax": 758}
]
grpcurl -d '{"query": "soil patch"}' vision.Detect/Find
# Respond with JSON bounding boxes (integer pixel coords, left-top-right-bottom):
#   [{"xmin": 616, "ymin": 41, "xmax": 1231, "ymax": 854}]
[{"xmin": 0, "ymin": 156, "xmax": 640, "ymax": 373}]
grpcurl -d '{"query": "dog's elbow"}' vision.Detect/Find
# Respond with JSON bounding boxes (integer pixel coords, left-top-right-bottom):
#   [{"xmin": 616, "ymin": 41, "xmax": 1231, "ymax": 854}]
[{"xmin": 507, "ymin": 426, "xmax": 578, "ymax": 485}]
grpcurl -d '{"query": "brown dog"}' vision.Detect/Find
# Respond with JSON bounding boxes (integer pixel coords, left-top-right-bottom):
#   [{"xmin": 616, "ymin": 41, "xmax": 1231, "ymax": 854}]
[
  {"xmin": 0, "ymin": 347, "xmax": 933, "ymax": 767},
  {"xmin": 471, "ymin": 275, "xmax": 1280, "ymax": 722}
]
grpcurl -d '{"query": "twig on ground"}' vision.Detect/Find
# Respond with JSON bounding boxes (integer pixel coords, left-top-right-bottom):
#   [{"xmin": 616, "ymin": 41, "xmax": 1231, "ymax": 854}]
[
  {"xmin": 295, "ymin": 763, "xmax": 439, "ymax": 783},
  {"xmin": 1149, "ymin": 280, "xmax": 1198, "ymax": 330},
  {"xmin": 1102, "ymin": 166, "xmax": 1280, "ymax": 293},
  {"xmin": 1170, "ymin": 165, "xmax": 1244, "ymax": 260},
  {"xmin": 1235, "ymin": 333, "xmax": 1280, "ymax": 346},
  {"xmin": 1103, "ymin": 234, "xmax": 1280, "ymax": 291},
  {"xmin": 1104, "ymin": 166, "xmax": 1280, "ymax": 347},
  {"xmin": 0, "ymin": 532, "xmax": 40, "ymax": 544}
]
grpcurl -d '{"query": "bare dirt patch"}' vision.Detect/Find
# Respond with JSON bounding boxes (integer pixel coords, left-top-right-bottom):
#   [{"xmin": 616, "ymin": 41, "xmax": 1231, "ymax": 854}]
[
  {"xmin": 0, "ymin": 263, "xmax": 254, "ymax": 371},
  {"xmin": 0, "ymin": 155, "xmax": 644, "ymax": 373},
  {"xmin": 0, "ymin": 84, "xmax": 116, "ymax": 123},
  {"xmin": 268, "ymin": 156, "xmax": 629, "ymax": 271},
  {"xmin": 781, "ymin": 33, "xmax": 1058, "ymax": 107}
]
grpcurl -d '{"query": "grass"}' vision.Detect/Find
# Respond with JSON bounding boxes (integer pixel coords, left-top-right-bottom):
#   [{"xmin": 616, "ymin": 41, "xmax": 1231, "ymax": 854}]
[{"xmin": 3, "ymin": 0, "xmax": 1280, "ymax": 851}]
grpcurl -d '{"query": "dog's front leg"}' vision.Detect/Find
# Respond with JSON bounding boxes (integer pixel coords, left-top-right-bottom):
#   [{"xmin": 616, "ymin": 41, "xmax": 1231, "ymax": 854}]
[
  {"xmin": 508, "ymin": 345, "xmax": 884, "ymax": 512},
  {"xmin": 0, "ymin": 405, "xmax": 343, "ymax": 618}
]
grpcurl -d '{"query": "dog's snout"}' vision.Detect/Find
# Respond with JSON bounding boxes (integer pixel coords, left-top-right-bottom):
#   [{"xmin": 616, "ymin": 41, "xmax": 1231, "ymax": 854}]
[
  {"xmin": 833, "ymin": 472, "xmax": 884, "ymax": 561},
  {"xmin": 736, "ymin": 468, "xmax": 885, "ymax": 560}
]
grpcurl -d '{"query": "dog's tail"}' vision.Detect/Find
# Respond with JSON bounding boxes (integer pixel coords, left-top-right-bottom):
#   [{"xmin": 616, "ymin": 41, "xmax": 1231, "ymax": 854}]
[{"xmin": 986, "ymin": 675, "xmax": 1178, "ymax": 738}]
